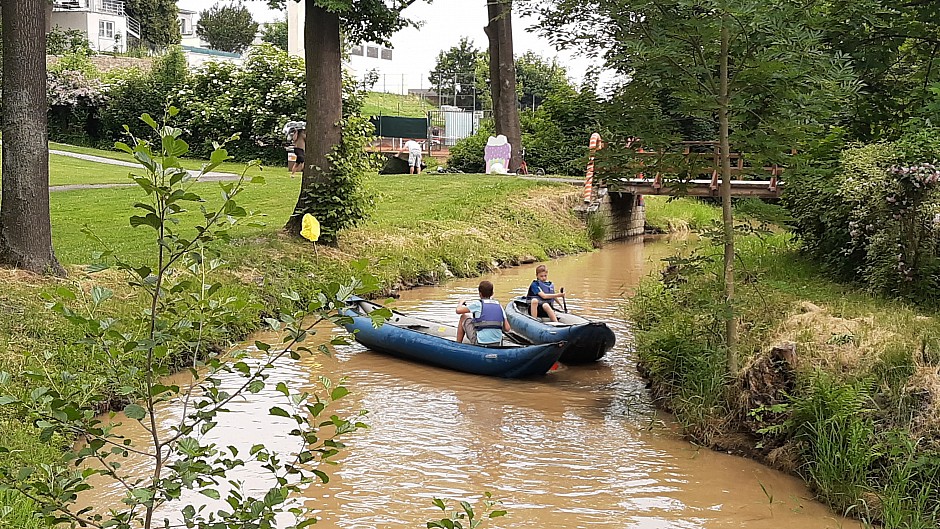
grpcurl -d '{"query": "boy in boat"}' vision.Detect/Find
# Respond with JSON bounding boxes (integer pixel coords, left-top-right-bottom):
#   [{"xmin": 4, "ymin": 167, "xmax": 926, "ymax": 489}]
[
  {"xmin": 456, "ymin": 280, "xmax": 511, "ymax": 345},
  {"xmin": 528, "ymin": 264, "xmax": 565, "ymax": 322}
]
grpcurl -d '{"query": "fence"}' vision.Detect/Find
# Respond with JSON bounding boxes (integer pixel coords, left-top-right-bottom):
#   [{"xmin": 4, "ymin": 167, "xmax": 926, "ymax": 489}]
[{"xmin": 428, "ymin": 109, "xmax": 492, "ymax": 147}]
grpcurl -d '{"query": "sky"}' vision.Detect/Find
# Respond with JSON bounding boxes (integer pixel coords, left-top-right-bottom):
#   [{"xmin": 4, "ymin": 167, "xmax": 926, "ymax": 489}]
[{"xmin": 176, "ymin": 0, "xmax": 606, "ymax": 86}]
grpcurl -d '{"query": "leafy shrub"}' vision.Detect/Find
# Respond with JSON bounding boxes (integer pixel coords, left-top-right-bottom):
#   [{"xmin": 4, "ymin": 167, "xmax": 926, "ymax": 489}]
[
  {"xmin": 47, "ymin": 69, "xmax": 108, "ymax": 143},
  {"xmin": 49, "ymin": 51, "xmax": 97, "ymax": 78},
  {"xmin": 290, "ymin": 115, "xmax": 379, "ymax": 242},
  {"xmin": 100, "ymin": 47, "xmax": 188, "ymax": 143},
  {"xmin": 788, "ymin": 374, "xmax": 876, "ymax": 515},
  {"xmin": 786, "ymin": 126, "xmax": 940, "ymax": 301},
  {"xmin": 46, "ymin": 26, "xmax": 92, "ymax": 56},
  {"xmin": 447, "ymin": 128, "xmax": 490, "ymax": 173},
  {"xmin": 519, "ymin": 84, "xmax": 603, "ymax": 176}
]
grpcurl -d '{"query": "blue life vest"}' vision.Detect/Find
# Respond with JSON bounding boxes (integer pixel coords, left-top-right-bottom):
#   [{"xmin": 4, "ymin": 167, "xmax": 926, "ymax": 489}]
[
  {"xmin": 471, "ymin": 298, "xmax": 505, "ymax": 329},
  {"xmin": 528, "ymin": 280, "xmax": 555, "ymax": 305}
]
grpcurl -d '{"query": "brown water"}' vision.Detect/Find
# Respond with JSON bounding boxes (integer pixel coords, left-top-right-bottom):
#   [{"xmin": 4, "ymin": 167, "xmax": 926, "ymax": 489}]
[{"xmin": 85, "ymin": 237, "xmax": 861, "ymax": 528}]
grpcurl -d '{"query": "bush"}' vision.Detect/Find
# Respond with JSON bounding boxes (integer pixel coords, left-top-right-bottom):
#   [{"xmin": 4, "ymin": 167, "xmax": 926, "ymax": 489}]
[
  {"xmin": 100, "ymin": 46, "xmax": 188, "ymax": 143},
  {"xmin": 786, "ymin": 126, "xmax": 940, "ymax": 302},
  {"xmin": 46, "ymin": 26, "xmax": 92, "ymax": 56},
  {"xmin": 447, "ymin": 128, "xmax": 490, "ymax": 173},
  {"xmin": 47, "ymin": 69, "xmax": 107, "ymax": 144}
]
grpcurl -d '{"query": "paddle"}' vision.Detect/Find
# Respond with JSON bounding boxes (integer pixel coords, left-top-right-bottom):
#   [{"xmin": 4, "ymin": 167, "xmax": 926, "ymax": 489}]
[{"xmin": 559, "ymin": 287, "xmax": 568, "ymax": 313}]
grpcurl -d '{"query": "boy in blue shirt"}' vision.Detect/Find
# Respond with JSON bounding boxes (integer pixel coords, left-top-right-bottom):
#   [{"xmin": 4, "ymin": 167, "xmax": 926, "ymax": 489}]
[
  {"xmin": 528, "ymin": 264, "xmax": 566, "ymax": 322},
  {"xmin": 456, "ymin": 280, "xmax": 511, "ymax": 345}
]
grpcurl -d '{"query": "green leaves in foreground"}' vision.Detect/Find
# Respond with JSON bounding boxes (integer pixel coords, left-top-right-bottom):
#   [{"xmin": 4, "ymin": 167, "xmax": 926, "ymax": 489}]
[
  {"xmin": 427, "ymin": 491, "xmax": 507, "ymax": 529},
  {"xmin": 0, "ymin": 111, "xmax": 379, "ymax": 529}
]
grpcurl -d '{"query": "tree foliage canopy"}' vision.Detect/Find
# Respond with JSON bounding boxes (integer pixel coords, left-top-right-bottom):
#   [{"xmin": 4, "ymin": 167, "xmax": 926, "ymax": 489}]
[
  {"xmin": 428, "ymin": 36, "xmax": 484, "ymax": 109},
  {"xmin": 260, "ymin": 17, "xmax": 288, "ymax": 50},
  {"xmin": 265, "ymin": 0, "xmax": 416, "ymax": 44},
  {"xmin": 536, "ymin": 0, "xmax": 859, "ymax": 159},
  {"xmin": 197, "ymin": 2, "xmax": 260, "ymax": 54},
  {"xmin": 123, "ymin": 0, "xmax": 180, "ymax": 49}
]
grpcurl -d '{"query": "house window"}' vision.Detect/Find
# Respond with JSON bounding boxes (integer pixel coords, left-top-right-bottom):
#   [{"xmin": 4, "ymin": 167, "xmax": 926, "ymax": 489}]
[
  {"xmin": 99, "ymin": 20, "xmax": 114, "ymax": 38},
  {"xmin": 366, "ymin": 46, "xmax": 379, "ymax": 58},
  {"xmin": 179, "ymin": 19, "xmax": 191, "ymax": 36},
  {"xmin": 381, "ymin": 48, "xmax": 393, "ymax": 60},
  {"xmin": 351, "ymin": 45, "xmax": 363, "ymax": 56}
]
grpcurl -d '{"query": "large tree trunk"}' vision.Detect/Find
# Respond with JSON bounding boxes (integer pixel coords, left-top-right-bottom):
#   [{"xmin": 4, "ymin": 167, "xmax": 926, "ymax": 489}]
[
  {"xmin": 285, "ymin": 1, "xmax": 343, "ymax": 235},
  {"xmin": 718, "ymin": 14, "xmax": 736, "ymax": 372},
  {"xmin": 0, "ymin": 0, "xmax": 65, "ymax": 276},
  {"xmin": 484, "ymin": 0, "xmax": 522, "ymax": 171}
]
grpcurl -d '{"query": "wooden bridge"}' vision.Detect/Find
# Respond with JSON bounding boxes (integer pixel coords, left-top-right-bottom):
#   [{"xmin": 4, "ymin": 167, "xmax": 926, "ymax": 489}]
[
  {"xmin": 597, "ymin": 141, "xmax": 784, "ymax": 199},
  {"xmin": 578, "ymin": 138, "xmax": 786, "ymax": 240}
]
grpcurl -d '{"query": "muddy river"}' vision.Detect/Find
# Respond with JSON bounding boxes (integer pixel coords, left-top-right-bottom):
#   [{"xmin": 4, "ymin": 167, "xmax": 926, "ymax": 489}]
[{"xmin": 85, "ymin": 236, "xmax": 861, "ymax": 528}]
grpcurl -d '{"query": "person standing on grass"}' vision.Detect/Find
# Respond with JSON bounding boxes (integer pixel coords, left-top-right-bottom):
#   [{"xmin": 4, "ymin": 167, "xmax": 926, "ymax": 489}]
[
  {"xmin": 402, "ymin": 138, "xmax": 423, "ymax": 174},
  {"xmin": 288, "ymin": 127, "xmax": 306, "ymax": 178},
  {"xmin": 456, "ymin": 280, "xmax": 511, "ymax": 345}
]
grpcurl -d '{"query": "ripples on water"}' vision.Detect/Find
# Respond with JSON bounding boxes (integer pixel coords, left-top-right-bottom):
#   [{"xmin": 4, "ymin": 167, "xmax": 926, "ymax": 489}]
[{"xmin": 83, "ymin": 238, "xmax": 858, "ymax": 529}]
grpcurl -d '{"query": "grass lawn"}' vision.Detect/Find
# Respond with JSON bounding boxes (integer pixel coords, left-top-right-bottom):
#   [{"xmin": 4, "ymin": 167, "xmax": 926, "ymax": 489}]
[
  {"xmin": 49, "ymin": 142, "xmax": 269, "ymax": 179},
  {"xmin": 361, "ymin": 92, "xmax": 437, "ymax": 118},
  {"xmin": 0, "ymin": 152, "xmax": 137, "ymax": 186},
  {"xmin": 49, "ymin": 171, "xmax": 577, "ymax": 266}
]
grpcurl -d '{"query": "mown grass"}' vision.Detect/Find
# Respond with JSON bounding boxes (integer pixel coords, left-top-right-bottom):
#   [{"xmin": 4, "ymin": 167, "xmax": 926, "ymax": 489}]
[
  {"xmin": 49, "ymin": 141, "xmax": 269, "ymax": 179},
  {"xmin": 0, "ymin": 151, "xmax": 137, "ymax": 186},
  {"xmin": 627, "ymin": 200, "xmax": 940, "ymax": 528},
  {"xmin": 361, "ymin": 91, "xmax": 437, "ymax": 118}
]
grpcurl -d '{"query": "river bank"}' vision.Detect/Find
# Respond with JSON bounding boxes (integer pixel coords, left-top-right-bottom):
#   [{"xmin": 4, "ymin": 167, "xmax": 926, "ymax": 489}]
[
  {"xmin": 0, "ymin": 172, "xmax": 591, "ymax": 527},
  {"xmin": 628, "ymin": 201, "xmax": 940, "ymax": 528}
]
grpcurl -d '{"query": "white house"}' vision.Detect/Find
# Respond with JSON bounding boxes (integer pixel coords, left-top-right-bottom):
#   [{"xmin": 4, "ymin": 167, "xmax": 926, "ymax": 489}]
[
  {"xmin": 177, "ymin": 8, "xmax": 202, "ymax": 47},
  {"xmin": 50, "ymin": 0, "xmax": 140, "ymax": 53},
  {"xmin": 286, "ymin": 1, "xmax": 414, "ymax": 94}
]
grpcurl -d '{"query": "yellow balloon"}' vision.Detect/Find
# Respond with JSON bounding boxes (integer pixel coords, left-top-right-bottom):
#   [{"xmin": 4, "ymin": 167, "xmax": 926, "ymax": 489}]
[{"xmin": 300, "ymin": 213, "xmax": 320, "ymax": 242}]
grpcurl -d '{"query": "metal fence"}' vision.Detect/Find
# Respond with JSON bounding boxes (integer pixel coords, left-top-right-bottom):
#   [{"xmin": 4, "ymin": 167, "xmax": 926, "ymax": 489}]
[{"xmin": 427, "ymin": 109, "xmax": 492, "ymax": 147}]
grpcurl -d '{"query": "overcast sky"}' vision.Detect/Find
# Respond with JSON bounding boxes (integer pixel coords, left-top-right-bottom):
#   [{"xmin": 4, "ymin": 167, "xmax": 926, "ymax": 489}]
[{"xmin": 176, "ymin": 0, "xmax": 603, "ymax": 85}]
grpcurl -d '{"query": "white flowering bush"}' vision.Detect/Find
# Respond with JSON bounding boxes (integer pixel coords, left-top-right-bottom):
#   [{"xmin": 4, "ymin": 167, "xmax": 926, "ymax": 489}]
[
  {"xmin": 47, "ymin": 69, "xmax": 108, "ymax": 143},
  {"xmin": 837, "ymin": 132, "xmax": 940, "ymax": 299},
  {"xmin": 176, "ymin": 44, "xmax": 366, "ymax": 163},
  {"xmin": 45, "ymin": 44, "xmax": 367, "ymax": 165},
  {"xmin": 178, "ymin": 44, "xmax": 307, "ymax": 162}
]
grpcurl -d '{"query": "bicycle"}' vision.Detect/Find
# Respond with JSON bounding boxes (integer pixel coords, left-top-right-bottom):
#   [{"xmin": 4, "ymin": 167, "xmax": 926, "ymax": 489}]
[{"xmin": 517, "ymin": 148, "xmax": 546, "ymax": 176}]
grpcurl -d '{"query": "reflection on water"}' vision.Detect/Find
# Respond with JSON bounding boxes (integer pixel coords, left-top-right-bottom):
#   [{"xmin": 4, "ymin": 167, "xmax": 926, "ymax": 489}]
[{"xmin": 82, "ymin": 237, "xmax": 859, "ymax": 528}]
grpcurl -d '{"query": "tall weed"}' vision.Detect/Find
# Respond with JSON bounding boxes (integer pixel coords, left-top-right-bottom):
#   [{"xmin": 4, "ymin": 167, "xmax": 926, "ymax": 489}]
[{"xmin": 789, "ymin": 373, "xmax": 876, "ymax": 514}]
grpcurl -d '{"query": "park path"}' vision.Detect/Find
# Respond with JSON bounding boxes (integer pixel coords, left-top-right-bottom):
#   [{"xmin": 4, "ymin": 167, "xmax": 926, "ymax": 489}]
[{"xmin": 49, "ymin": 149, "xmax": 241, "ymax": 192}]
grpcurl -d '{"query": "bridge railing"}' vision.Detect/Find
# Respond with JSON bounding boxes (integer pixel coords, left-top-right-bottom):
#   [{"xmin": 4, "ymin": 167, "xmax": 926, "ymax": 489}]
[{"xmin": 591, "ymin": 140, "xmax": 789, "ymax": 194}]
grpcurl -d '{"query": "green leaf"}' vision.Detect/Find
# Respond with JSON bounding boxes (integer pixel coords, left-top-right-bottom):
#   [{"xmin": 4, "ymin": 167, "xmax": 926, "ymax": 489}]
[
  {"xmin": 91, "ymin": 286, "xmax": 113, "ymax": 304},
  {"xmin": 124, "ymin": 403, "xmax": 147, "ymax": 420},
  {"xmin": 140, "ymin": 113, "xmax": 158, "ymax": 130},
  {"xmin": 488, "ymin": 510, "xmax": 507, "ymax": 518},
  {"xmin": 0, "ymin": 396, "xmax": 19, "ymax": 406},
  {"xmin": 200, "ymin": 488, "xmax": 221, "ymax": 500},
  {"xmin": 55, "ymin": 286, "xmax": 77, "ymax": 301},
  {"xmin": 269, "ymin": 406, "xmax": 290, "ymax": 418},
  {"xmin": 129, "ymin": 213, "xmax": 162, "ymax": 230},
  {"xmin": 330, "ymin": 387, "xmax": 349, "ymax": 401}
]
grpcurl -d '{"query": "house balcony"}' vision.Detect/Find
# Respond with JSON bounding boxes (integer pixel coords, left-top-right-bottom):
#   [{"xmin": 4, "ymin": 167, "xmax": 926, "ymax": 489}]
[
  {"xmin": 52, "ymin": 0, "xmax": 140, "ymax": 39},
  {"xmin": 53, "ymin": 0, "xmax": 126, "ymax": 17}
]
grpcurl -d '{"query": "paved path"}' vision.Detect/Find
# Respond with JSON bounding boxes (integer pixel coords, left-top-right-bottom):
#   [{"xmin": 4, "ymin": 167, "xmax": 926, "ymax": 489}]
[{"xmin": 49, "ymin": 149, "xmax": 241, "ymax": 192}]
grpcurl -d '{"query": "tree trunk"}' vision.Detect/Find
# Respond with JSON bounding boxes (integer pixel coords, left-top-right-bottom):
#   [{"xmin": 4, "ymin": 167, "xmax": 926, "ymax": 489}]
[
  {"xmin": 484, "ymin": 0, "xmax": 522, "ymax": 171},
  {"xmin": 0, "ymin": 0, "xmax": 65, "ymax": 276},
  {"xmin": 285, "ymin": 1, "xmax": 342, "ymax": 235},
  {"xmin": 718, "ymin": 14, "xmax": 736, "ymax": 372}
]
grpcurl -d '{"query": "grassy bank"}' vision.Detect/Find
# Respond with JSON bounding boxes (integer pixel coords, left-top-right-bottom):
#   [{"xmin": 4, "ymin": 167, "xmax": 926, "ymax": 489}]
[
  {"xmin": 628, "ymin": 199, "xmax": 940, "ymax": 528},
  {"xmin": 0, "ymin": 147, "xmax": 590, "ymax": 527},
  {"xmin": 361, "ymin": 91, "xmax": 437, "ymax": 118}
]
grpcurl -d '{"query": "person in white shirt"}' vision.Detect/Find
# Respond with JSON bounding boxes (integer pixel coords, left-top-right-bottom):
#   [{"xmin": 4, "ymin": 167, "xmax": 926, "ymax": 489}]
[{"xmin": 402, "ymin": 138, "xmax": 423, "ymax": 174}]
